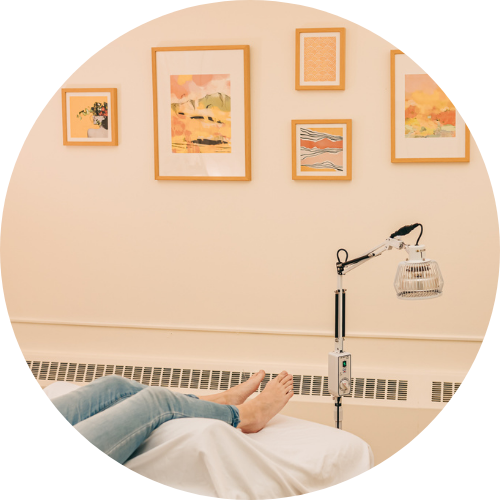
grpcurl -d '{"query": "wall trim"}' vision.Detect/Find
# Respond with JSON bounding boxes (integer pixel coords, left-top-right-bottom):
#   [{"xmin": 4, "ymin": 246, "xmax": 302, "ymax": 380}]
[{"xmin": 10, "ymin": 317, "xmax": 484, "ymax": 342}]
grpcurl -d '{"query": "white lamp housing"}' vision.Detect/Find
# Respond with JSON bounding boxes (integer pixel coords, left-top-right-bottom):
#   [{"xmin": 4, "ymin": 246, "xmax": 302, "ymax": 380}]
[{"xmin": 394, "ymin": 245, "xmax": 444, "ymax": 300}]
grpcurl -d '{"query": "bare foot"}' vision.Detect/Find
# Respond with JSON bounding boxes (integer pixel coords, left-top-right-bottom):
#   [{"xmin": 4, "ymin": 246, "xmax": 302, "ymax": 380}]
[
  {"xmin": 222, "ymin": 370, "xmax": 266, "ymax": 405},
  {"xmin": 199, "ymin": 370, "xmax": 265, "ymax": 405},
  {"xmin": 236, "ymin": 371, "xmax": 294, "ymax": 433}
]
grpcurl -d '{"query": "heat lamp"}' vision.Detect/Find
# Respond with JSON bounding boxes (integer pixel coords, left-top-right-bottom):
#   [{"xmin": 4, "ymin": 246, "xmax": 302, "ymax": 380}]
[{"xmin": 328, "ymin": 223, "xmax": 444, "ymax": 429}]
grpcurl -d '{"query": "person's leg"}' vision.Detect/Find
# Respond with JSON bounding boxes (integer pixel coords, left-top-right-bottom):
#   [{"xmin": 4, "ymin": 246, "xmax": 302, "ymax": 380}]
[
  {"xmin": 51, "ymin": 370, "xmax": 265, "ymax": 427},
  {"xmin": 74, "ymin": 386, "xmax": 240, "ymax": 464},
  {"xmin": 75, "ymin": 371, "xmax": 294, "ymax": 464},
  {"xmin": 51, "ymin": 375, "xmax": 146, "ymax": 426},
  {"xmin": 51, "ymin": 370, "xmax": 265, "ymax": 426}
]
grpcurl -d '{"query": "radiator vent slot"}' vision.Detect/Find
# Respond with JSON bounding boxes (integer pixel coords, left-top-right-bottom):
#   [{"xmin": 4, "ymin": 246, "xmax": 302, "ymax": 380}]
[
  {"xmin": 431, "ymin": 381, "xmax": 461, "ymax": 403},
  {"xmin": 26, "ymin": 360, "xmax": 409, "ymax": 401},
  {"xmin": 343, "ymin": 377, "xmax": 408, "ymax": 401}
]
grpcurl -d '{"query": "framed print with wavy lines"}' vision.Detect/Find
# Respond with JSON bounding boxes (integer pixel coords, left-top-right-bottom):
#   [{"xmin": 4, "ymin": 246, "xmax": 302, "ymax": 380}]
[
  {"xmin": 292, "ymin": 119, "xmax": 352, "ymax": 180},
  {"xmin": 295, "ymin": 28, "xmax": 345, "ymax": 90}
]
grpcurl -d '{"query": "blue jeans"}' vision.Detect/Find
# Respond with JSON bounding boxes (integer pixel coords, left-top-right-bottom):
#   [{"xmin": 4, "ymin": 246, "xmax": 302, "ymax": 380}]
[{"xmin": 51, "ymin": 375, "xmax": 241, "ymax": 464}]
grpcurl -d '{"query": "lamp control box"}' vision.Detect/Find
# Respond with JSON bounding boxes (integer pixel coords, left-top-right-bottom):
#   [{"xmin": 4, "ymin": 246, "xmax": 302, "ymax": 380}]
[{"xmin": 328, "ymin": 351, "xmax": 351, "ymax": 397}]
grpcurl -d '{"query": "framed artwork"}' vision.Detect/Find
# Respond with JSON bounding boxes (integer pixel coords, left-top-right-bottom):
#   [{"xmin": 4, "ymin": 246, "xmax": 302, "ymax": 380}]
[
  {"xmin": 152, "ymin": 45, "xmax": 251, "ymax": 180},
  {"xmin": 295, "ymin": 28, "xmax": 345, "ymax": 90},
  {"xmin": 61, "ymin": 88, "xmax": 118, "ymax": 146},
  {"xmin": 391, "ymin": 50, "xmax": 470, "ymax": 163},
  {"xmin": 292, "ymin": 119, "xmax": 352, "ymax": 180}
]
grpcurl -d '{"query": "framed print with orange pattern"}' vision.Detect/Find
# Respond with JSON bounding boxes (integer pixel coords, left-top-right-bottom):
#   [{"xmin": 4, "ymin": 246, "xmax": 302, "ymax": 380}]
[{"xmin": 295, "ymin": 28, "xmax": 345, "ymax": 90}]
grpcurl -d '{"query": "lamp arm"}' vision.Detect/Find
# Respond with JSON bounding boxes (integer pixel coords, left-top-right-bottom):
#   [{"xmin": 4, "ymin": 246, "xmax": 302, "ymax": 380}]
[{"xmin": 336, "ymin": 238, "xmax": 404, "ymax": 275}]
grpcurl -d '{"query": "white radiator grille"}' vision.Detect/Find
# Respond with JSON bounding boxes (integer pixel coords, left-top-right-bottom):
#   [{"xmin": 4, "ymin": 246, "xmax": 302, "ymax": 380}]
[
  {"xmin": 26, "ymin": 360, "xmax": 409, "ymax": 401},
  {"xmin": 343, "ymin": 378, "xmax": 408, "ymax": 401},
  {"xmin": 431, "ymin": 381, "xmax": 461, "ymax": 403}
]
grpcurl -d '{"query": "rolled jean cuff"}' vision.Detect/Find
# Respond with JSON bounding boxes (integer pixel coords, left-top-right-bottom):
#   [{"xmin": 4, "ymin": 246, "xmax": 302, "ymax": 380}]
[
  {"xmin": 228, "ymin": 404, "xmax": 240, "ymax": 428},
  {"xmin": 186, "ymin": 394, "xmax": 239, "ymax": 427}
]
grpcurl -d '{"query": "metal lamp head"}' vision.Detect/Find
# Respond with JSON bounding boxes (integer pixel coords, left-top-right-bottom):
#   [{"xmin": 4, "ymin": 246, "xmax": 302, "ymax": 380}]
[{"xmin": 394, "ymin": 245, "xmax": 444, "ymax": 300}]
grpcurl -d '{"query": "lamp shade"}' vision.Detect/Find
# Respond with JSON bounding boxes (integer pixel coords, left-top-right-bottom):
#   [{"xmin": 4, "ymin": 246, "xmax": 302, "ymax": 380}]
[{"xmin": 394, "ymin": 245, "xmax": 444, "ymax": 300}]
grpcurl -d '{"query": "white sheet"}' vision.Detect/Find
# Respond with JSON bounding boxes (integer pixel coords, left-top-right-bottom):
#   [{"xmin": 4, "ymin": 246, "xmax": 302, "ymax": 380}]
[{"xmin": 44, "ymin": 381, "xmax": 373, "ymax": 498}]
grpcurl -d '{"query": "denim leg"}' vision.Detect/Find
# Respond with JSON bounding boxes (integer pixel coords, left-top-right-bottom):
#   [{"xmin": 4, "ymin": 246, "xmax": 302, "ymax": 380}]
[
  {"xmin": 74, "ymin": 386, "xmax": 241, "ymax": 464},
  {"xmin": 51, "ymin": 375, "xmax": 146, "ymax": 426}
]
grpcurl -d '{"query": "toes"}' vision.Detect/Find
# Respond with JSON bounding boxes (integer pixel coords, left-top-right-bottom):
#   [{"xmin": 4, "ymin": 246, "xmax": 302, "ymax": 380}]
[
  {"xmin": 250, "ymin": 370, "xmax": 265, "ymax": 380},
  {"xmin": 280, "ymin": 374, "xmax": 293, "ymax": 386},
  {"xmin": 276, "ymin": 371, "xmax": 288, "ymax": 382},
  {"xmin": 284, "ymin": 379, "xmax": 293, "ymax": 389}
]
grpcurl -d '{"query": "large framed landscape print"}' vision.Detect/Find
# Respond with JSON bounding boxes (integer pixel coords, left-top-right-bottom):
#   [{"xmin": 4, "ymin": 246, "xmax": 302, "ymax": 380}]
[
  {"xmin": 152, "ymin": 46, "xmax": 251, "ymax": 180},
  {"xmin": 391, "ymin": 50, "xmax": 469, "ymax": 163}
]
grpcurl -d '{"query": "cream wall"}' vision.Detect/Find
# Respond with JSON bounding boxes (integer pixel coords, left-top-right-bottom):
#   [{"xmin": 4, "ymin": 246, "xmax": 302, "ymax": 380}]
[{"xmin": 1, "ymin": 0, "xmax": 498, "ymax": 465}]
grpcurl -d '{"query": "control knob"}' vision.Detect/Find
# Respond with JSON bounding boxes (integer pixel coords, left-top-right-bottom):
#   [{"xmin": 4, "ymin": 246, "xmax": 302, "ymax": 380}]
[{"xmin": 340, "ymin": 378, "xmax": 350, "ymax": 393}]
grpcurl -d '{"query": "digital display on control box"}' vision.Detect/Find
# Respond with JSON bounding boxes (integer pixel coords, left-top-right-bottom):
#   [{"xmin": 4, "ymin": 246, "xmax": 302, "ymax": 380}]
[{"xmin": 343, "ymin": 361, "xmax": 347, "ymax": 367}]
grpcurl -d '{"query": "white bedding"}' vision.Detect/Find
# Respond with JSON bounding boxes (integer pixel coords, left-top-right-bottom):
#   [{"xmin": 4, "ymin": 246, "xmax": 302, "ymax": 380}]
[{"xmin": 45, "ymin": 381, "xmax": 373, "ymax": 498}]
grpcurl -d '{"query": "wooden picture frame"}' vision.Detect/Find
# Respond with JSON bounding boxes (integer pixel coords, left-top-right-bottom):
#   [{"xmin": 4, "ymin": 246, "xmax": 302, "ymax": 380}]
[
  {"xmin": 295, "ymin": 28, "xmax": 346, "ymax": 90},
  {"xmin": 391, "ymin": 50, "xmax": 470, "ymax": 163},
  {"xmin": 61, "ymin": 88, "xmax": 118, "ymax": 146},
  {"xmin": 292, "ymin": 119, "xmax": 352, "ymax": 180},
  {"xmin": 152, "ymin": 45, "xmax": 251, "ymax": 180}
]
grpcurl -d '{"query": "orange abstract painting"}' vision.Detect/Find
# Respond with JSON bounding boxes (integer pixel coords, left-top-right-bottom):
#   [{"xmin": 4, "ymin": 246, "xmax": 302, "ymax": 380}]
[
  {"xmin": 170, "ymin": 74, "xmax": 231, "ymax": 153},
  {"xmin": 300, "ymin": 127, "xmax": 343, "ymax": 172},
  {"xmin": 304, "ymin": 37, "xmax": 337, "ymax": 82},
  {"xmin": 405, "ymin": 74, "xmax": 456, "ymax": 138}
]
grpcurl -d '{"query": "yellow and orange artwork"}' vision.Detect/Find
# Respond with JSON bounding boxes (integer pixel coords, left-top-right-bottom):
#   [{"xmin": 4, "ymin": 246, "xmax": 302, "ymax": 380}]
[
  {"xmin": 69, "ymin": 95, "xmax": 108, "ymax": 138},
  {"xmin": 304, "ymin": 37, "xmax": 337, "ymax": 82},
  {"xmin": 405, "ymin": 74, "xmax": 456, "ymax": 138},
  {"xmin": 170, "ymin": 74, "xmax": 231, "ymax": 153},
  {"xmin": 300, "ymin": 127, "xmax": 343, "ymax": 172}
]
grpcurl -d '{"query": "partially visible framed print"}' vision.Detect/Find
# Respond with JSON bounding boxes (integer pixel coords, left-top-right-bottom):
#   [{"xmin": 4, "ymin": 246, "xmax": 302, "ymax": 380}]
[
  {"xmin": 391, "ymin": 50, "xmax": 470, "ymax": 163},
  {"xmin": 62, "ymin": 88, "xmax": 118, "ymax": 146},
  {"xmin": 295, "ymin": 28, "xmax": 345, "ymax": 90},
  {"xmin": 152, "ymin": 45, "xmax": 251, "ymax": 180},
  {"xmin": 292, "ymin": 120, "xmax": 352, "ymax": 180}
]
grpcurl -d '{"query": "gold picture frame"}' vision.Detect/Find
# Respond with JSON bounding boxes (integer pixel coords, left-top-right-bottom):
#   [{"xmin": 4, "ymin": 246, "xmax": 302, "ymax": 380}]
[
  {"xmin": 391, "ymin": 49, "xmax": 470, "ymax": 163},
  {"xmin": 295, "ymin": 28, "xmax": 346, "ymax": 90},
  {"xmin": 292, "ymin": 119, "xmax": 352, "ymax": 180},
  {"xmin": 152, "ymin": 45, "xmax": 251, "ymax": 180},
  {"xmin": 61, "ymin": 88, "xmax": 118, "ymax": 146}
]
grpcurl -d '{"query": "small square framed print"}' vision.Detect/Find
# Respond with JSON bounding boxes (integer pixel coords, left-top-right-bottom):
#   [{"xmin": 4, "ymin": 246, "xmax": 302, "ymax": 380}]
[
  {"xmin": 292, "ymin": 119, "xmax": 352, "ymax": 180},
  {"xmin": 391, "ymin": 50, "xmax": 469, "ymax": 163},
  {"xmin": 296, "ymin": 28, "xmax": 346, "ymax": 90},
  {"xmin": 61, "ymin": 88, "xmax": 118, "ymax": 146}
]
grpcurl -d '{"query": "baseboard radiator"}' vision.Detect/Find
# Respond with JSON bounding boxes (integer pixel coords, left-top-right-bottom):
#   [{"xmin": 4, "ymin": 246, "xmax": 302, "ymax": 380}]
[{"xmin": 26, "ymin": 359, "xmax": 462, "ymax": 409}]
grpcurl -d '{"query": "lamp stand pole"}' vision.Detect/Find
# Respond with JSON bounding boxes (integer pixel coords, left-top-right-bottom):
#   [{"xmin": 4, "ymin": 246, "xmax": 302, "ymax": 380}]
[{"xmin": 333, "ymin": 273, "xmax": 346, "ymax": 430}]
